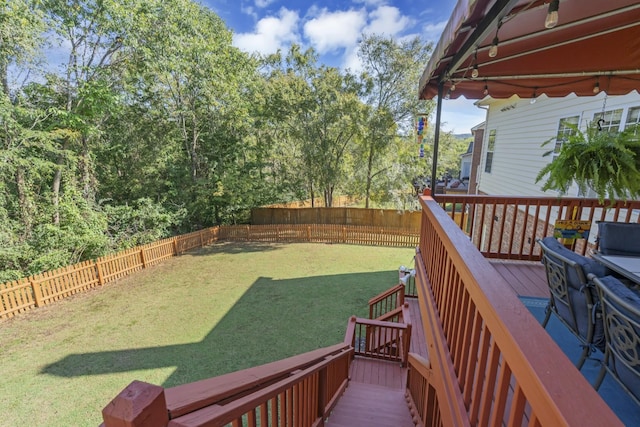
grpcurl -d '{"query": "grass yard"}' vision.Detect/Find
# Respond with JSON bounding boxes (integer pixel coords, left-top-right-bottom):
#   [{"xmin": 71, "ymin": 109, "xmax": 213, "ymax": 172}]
[{"xmin": 0, "ymin": 242, "xmax": 414, "ymax": 426}]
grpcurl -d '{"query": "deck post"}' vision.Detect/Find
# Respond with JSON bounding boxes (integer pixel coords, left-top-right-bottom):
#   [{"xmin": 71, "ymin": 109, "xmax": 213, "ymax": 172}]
[{"xmin": 102, "ymin": 380, "xmax": 168, "ymax": 427}]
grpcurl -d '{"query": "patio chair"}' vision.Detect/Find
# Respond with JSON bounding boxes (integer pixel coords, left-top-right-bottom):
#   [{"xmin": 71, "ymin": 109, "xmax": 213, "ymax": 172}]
[
  {"xmin": 597, "ymin": 221, "xmax": 640, "ymax": 256},
  {"xmin": 537, "ymin": 237, "xmax": 608, "ymax": 369},
  {"xmin": 590, "ymin": 275, "xmax": 640, "ymax": 407}
]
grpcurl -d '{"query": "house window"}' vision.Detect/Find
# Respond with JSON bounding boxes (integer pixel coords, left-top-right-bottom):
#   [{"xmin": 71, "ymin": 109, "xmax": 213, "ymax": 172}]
[
  {"xmin": 553, "ymin": 116, "xmax": 579, "ymax": 160},
  {"xmin": 593, "ymin": 108, "xmax": 623, "ymax": 132},
  {"xmin": 484, "ymin": 130, "xmax": 496, "ymax": 173},
  {"xmin": 625, "ymin": 106, "xmax": 640, "ymax": 132}
]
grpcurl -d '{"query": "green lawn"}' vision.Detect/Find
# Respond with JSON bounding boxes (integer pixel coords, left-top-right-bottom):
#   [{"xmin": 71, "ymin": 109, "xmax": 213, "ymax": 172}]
[{"xmin": 0, "ymin": 242, "xmax": 414, "ymax": 426}]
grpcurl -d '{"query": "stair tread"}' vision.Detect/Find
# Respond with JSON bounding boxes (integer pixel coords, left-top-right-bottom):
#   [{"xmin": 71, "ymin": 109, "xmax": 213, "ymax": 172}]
[{"xmin": 326, "ymin": 382, "xmax": 414, "ymax": 426}]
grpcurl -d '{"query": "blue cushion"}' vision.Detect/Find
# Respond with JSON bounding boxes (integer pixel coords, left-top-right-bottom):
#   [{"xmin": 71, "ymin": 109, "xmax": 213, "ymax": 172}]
[
  {"xmin": 598, "ymin": 275, "xmax": 640, "ymax": 400},
  {"xmin": 598, "ymin": 222, "xmax": 640, "ymax": 256},
  {"xmin": 540, "ymin": 237, "xmax": 608, "ymax": 281}
]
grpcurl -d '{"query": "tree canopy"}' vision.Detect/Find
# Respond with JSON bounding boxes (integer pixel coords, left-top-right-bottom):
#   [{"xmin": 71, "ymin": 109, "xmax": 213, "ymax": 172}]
[{"xmin": 0, "ymin": 0, "xmax": 466, "ymax": 280}]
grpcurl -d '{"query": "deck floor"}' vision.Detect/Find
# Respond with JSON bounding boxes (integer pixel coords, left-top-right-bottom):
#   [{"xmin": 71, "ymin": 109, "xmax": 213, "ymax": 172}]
[{"xmin": 490, "ymin": 259, "xmax": 549, "ymax": 298}]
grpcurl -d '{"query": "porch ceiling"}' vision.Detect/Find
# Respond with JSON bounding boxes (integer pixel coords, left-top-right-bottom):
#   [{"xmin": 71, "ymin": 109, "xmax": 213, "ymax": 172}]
[{"xmin": 419, "ymin": 0, "xmax": 640, "ymax": 99}]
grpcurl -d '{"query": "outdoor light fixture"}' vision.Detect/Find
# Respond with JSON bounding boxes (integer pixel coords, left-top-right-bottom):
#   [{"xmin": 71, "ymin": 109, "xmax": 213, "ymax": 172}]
[
  {"xmin": 593, "ymin": 81, "xmax": 600, "ymax": 94},
  {"xmin": 450, "ymin": 83, "xmax": 456, "ymax": 91},
  {"xmin": 545, "ymin": 0, "xmax": 559, "ymax": 29},
  {"xmin": 483, "ymin": 84, "xmax": 489, "ymax": 95},
  {"xmin": 472, "ymin": 64, "xmax": 479, "ymax": 78},
  {"xmin": 471, "ymin": 50, "xmax": 479, "ymax": 78},
  {"xmin": 488, "ymin": 36, "xmax": 499, "ymax": 58},
  {"xmin": 488, "ymin": 21, "xmax": 501, "ymax": 58},
  {"xmin": 530, "ymin": 89, "xmax": 537, "ymax": 104}
]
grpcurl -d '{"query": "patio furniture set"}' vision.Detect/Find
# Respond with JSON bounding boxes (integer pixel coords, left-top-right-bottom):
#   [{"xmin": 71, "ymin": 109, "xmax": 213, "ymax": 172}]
[{"xmin": 538, "ymin": 221, "xmax": 640, "ymax": 407}]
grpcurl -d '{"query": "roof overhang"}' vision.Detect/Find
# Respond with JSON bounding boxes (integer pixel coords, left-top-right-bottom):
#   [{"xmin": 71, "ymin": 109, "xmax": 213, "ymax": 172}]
[{"xmin": 419, "ymin": 0, "xmax": 640, "ymax": 100}]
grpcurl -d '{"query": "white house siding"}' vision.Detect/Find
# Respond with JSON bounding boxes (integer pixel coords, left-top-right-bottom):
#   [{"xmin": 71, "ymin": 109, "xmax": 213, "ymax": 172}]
[{"xmin": 476, "ymin": 91, "xmax": 640, "ymax": 197}]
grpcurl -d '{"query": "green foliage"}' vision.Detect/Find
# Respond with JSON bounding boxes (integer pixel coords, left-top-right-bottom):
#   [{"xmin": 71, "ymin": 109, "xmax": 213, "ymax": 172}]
[
  {"xmin": 536, "ymin": 121, "xmax": 640, "ymax": 202},
  {"xmin": 103, "ymin": 198, "xmax": 186, "ymax": 249}
]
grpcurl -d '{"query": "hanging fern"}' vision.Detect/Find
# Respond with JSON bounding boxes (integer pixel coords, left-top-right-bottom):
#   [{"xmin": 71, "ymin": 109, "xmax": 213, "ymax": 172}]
[{"xmin": 536, "ymin": 121, "xmax": 640, "ymax": 203}]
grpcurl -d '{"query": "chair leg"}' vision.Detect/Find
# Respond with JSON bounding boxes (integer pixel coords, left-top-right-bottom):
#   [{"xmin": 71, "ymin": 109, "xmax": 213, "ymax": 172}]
[
  {"xmin": 593, "ymin": 351, "xmax": 609, "ymax": 390},
  {"xmin": 541, "ymin": 304, "xmax": 552, "ymax": 328},
  {"xmin": 575, "ymin": 344, "xmax": 591, "ymax": 370}
]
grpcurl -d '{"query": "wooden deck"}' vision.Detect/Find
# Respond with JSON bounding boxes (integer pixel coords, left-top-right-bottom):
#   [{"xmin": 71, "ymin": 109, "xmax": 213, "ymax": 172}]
[
  {"xmin": 490, "ymin": 259, "xmax": 549, "ymax": 298},
  {"xmin": 327, "ymin": 260, "xmax": 549, "ymax": 426}
]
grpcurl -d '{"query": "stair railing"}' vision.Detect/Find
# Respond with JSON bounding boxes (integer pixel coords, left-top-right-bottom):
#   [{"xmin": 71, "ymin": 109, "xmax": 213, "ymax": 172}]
[
  {"xmin": 368, "ymin": 283, "xmax": 405, "ymax": 319},
  {"xmin": 102, "ymin": 343, "xmax": 353, "ymax": 427}
]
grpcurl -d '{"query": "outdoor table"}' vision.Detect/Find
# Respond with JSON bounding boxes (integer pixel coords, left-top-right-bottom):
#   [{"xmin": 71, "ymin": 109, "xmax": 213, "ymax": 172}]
[{"xmin": 592, "ymin": 253, "xmax": 640, "ymax": 285}]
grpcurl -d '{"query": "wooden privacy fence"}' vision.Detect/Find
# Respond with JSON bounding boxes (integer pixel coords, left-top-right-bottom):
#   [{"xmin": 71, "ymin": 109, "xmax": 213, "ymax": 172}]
[
  {"xmin": 251, "ymin": 207, "xmax": 422, "ymax": 230},
  {"xmin": 220, "ymin": 224, "xmax": 418, "ymax": 247},
  {"xmin": 0, "ymin": 228, "xmax": 220, "ymax": 320},
  {"xmin": 1, "ymin": 224, "xmax": 418, "ymax": 320}
]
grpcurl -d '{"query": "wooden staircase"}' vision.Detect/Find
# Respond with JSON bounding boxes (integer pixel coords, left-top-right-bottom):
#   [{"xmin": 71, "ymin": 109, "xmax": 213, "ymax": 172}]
[{"xmin": 325, "ymin": 381, "xmax": 414, "ymax": 427}]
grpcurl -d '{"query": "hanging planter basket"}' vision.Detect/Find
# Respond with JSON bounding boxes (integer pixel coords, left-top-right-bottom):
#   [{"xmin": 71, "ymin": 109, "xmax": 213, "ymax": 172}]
[{"xmin": 536, "ymin": 121, "xmax": 640, "ymax": 203}]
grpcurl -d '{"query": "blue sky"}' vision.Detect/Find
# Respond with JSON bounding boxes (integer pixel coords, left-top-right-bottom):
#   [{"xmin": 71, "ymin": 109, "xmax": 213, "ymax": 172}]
[{"xmin": 200, "ymin": 0, "xmax": 487, "ymax": 134}]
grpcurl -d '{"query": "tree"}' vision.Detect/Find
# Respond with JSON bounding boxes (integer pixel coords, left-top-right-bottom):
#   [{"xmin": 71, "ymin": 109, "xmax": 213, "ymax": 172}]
[{"xmin": 355, "ymin": 34, "xmax": 434, "ymax": 207}]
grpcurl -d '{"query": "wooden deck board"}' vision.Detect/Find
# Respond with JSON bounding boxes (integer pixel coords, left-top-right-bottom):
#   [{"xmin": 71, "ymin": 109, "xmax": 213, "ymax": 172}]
[
  {"xmin": 326, "ymin": 382, "xmax": 414, "ymax": 427},
  {"xmin": 348, "ymin": 357, "xmax": 405, "ymax": 389},
  {"xmin": 407, "ymin": 297, "xmax": 428, "ymax": 358},
  {"xmin": 490, "ymin": 260, "xmax": 549, "ymax": 298}
]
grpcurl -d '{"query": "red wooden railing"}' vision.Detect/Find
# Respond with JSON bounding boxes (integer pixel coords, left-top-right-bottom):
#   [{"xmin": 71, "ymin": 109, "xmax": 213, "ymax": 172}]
[
  {"xmin": 406, "ymin": 352, "xmax": 442, "ymax": 427},
  {"xmin": 412, "ymin": 195, "xmax": 623, "ymax": 426},
  {"xmin": 344, "ymin": 307, "xmax": 412, "ymax": 367},
  {"xmin": 436, "ymin": 195, "xmax": 640, "ymax": 260},
  {"xmin": 102, "ymin": 343, "xmax": 353, "ymax": 427},
  {"xmin": 368, "ymin": 283, "xmax": 405, "ymax": 319}
]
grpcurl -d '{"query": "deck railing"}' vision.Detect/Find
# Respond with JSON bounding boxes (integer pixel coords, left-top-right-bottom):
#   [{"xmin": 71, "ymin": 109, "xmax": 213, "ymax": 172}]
[
  {"xmin": 101, "ymin": 343, "xmax": 353, "ymax": 427},
  {"xmin": 368, "ymin": 283, "xmax": 405, "ymax": 319},
  {"xmin": 406, "ymin": 352, "xmax": 442, "ymax": 427},
  {"xmin": 436, "ymin": 195, "xmax": 640, "ymax": 260},
  {"xmin": 344, "ymin": 311, "xmax": 412, "ymax": 367},
  {"xmin": 413, "ymin": 195, "xmax": 623, "ymax": 426}
]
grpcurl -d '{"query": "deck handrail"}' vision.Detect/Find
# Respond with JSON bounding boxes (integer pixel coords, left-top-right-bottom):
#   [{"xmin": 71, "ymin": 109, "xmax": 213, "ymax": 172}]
[
  {"xmin": 102, "ymin": 343, "xmax": 353, "ymax": 426},
  {"xmin": 436, "ymin": 194, "xmax": 640, "ymax": 260},
  {"xmin": 344, "ymin": 315, "xmax": 411, "ymax": 366},
  {"xmin": 415, "ymin": 195, "xmax": 622, "ymax": 426},
  {"xmin": 368, "ymin": 283, "xmax": 405, "ymax": 319},
  {"xmin": 405, "ymin": 352, "xmax": 438, "ymax": 427}
]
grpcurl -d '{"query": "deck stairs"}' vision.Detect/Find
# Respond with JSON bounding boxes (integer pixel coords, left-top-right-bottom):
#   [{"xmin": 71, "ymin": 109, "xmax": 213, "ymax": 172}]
[
  {"xmin": 325, "ymin": 355, "xmax": 415, "ymax": 427},
  {"xmin": 325, "ymin": 380, "xmax": 414, "ymax": 427}
]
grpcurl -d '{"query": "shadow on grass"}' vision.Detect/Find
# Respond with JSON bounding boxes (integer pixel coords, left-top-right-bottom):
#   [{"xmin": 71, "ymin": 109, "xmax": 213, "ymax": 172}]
[{"xmin": 41, "ymin": 270, "xmax": 395, "ymax": 388}]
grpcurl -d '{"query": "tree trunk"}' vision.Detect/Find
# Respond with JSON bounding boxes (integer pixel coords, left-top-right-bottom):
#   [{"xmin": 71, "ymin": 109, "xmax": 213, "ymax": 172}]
[
  {"xmin": 15, "ymin": 167, "xmax": 32, "ymax": 239},
  {"xmin": 365, "ymin": 145, "xmax": 374, "ymax": 209}
]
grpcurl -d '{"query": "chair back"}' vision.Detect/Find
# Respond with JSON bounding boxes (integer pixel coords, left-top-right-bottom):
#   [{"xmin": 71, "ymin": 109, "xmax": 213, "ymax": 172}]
[
  {"xmin": 592, "ymin": 275, "xmax": 640, "ymax": 405},
  {"xmin": 597, "ymin": 222, "xmax": 640, "ymax": 256},
  {"xmin": 538, "ymin": 237, "xmax": 606, "ymax": 348}
]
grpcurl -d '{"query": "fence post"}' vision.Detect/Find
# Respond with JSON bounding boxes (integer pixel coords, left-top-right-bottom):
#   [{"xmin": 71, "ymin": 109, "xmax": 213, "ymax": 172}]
[
  {"xmin": 307, "ymin": 226, "xmax": 311, "ymax": 242},
  {"xmin": 200, "ymin": 230, "xmax": 204, "ymax": 248},
  {"xmin": 96, "ymin": 260, "xmax": 105, "ymax": 286},
  {"xmin": 31, "ymin": 278, "xmax": 44, "ymax": 307},
  {"xmin": 342, "ymin": 227, "xmax": 346, "ymax": 243},
  {"xmin": 246, "ymin": 225, "xmax": 250, "ymax": 240},
  {"xmin": 102, "ymin": 380, "xmax": 169, "ymax": 427},
  {"xmin": 173, "ymin": 238, "xmax": 179, "ymax": 256},
  {"xmin": 140, "ymin": 248, "xmax": 147, "ymax": 269}
]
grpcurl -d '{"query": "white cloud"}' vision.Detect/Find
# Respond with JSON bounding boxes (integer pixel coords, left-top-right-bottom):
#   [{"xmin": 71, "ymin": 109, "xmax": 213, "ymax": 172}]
[
  {"xmin": 303, "ymin": 9, "xmax": 366, "ymax": 54},
  {"xmin": 363, "ymin": 6, "xmax": 413, "ymax": 36},
  {"xmin": 233, "ymin": 8, "xmax": 300, "ymax": 55},
  {"xmin": 255, "ymin": 0, "xmax": 275, "ymax": 7},
  {"xmin": 422, "ymin": 20, "xmax": 447, "ymax": 45}
]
